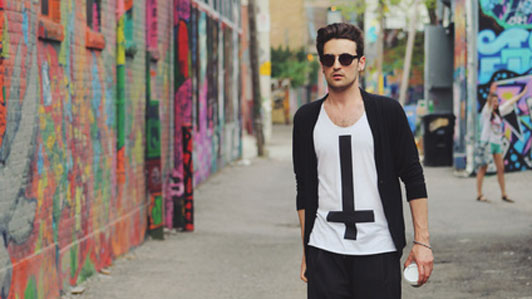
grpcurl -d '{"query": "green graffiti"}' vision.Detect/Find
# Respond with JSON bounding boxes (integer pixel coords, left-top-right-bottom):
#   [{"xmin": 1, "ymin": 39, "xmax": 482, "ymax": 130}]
[
  {"xmin": 117, "ymin": 65, "xmax": 126, "ymax": 149},
  {"xmin": 80, "ymin": 257, "xmax": 96, "ymax": 282},
  {"xmin": 70, "ymin": 244, "xmax": 78, "ymax": 280},
  {"xmin": 124, "ymin": 7, "xmax": 136, "ymax": 54},
  {"xmin": 146, "ymin": 100, "xmax": 161, "ymax": 159},
  {"xmin": 152, "ymin": 195, "xmax": 163, "ymax": 226},
  {"xmin": 24, "ymin": 276, "xmax": 37, "ymax": 299}
]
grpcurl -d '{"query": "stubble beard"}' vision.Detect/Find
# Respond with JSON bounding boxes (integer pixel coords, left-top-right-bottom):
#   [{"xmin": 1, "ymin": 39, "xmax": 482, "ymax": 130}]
[{"xmin": 327, "ymin": 73, "xmax": 358, "ymax": 93}]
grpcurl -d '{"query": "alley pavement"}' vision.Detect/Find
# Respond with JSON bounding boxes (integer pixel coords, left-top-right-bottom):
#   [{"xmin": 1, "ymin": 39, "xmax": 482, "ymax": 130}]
[{"xmin": 70, "ymin": 125, "xmax": 532, "ymax": 299}]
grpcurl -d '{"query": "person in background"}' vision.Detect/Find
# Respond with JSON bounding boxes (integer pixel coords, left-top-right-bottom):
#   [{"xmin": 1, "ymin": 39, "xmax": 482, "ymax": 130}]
[{"xmin": 476, "ymin": 83, "xmax": 528, "ymax": 203}]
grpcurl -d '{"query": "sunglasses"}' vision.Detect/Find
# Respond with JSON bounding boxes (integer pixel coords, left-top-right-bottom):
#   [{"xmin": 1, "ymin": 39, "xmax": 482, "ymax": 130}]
[{"xmin": 320, "ymin": 53, "xmax": 359, "ymax": 67}]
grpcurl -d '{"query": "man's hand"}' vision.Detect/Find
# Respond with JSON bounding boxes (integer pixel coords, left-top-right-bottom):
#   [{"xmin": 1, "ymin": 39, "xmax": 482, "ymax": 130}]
[
  {"xmin": 300, "ymin": 255, "xmax": 308, "ymax": 282},
  {"xmin": 404, "ymin": 244, "xmax": 433, "ymax": 286}
]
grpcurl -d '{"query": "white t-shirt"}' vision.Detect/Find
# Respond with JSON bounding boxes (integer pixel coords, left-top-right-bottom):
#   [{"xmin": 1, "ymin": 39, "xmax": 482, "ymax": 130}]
[
  {"xmin": 479, "ymin": 102, "xmax": 512, "ymax": 145},
  {"xmin": 308, "ymin": 105, "xmax": 396, "ymax": 255}
]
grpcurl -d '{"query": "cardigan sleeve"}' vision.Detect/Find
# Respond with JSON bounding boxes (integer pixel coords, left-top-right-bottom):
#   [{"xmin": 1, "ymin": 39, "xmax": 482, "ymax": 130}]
[
  {"xmin": 292, "ymin": 109, "xmax": 306, "ymax": 210},
  {"xmin": 391, "ymin": 101, "xmax": 427, "ymax": 201}
]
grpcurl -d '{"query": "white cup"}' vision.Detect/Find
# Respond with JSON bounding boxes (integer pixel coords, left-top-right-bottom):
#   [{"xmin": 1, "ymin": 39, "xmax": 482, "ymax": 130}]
[{"xmin": 403, "ymin": 263, "xmax": 420, "ymax": 287}]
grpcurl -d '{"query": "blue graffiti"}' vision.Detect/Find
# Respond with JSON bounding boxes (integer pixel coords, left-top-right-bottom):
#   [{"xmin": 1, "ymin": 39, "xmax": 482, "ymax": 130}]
[
  {"xmin": 480, "ymin": 0, "xmax": 532, "ymax": 29},
  {"xmin": 478, "ymin": 28, "xmax": 532, "ymax": 84}
]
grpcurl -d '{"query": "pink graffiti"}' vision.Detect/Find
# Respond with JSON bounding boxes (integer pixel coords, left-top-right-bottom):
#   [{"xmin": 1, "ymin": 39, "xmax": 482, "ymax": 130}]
[
  {"xmin": 175, "ymin": 0, "xmax": 190, "ymax": 24},
  {"xmin": 194, "ymin": 82, "xmax": 212, "ymax": 185},
  {"xmin": 178, "ymin": 79, "xmax": 192, "ymax": 124},
  {"xmin": 178, "ymin": 20, "xmax": 189, "ymax": 78}
]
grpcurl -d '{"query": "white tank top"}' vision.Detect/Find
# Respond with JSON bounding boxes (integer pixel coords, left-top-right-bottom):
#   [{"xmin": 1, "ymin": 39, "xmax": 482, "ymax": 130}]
[{"xmin": 308, "ymin": 105, "xmax": 396, "ymax": 255}]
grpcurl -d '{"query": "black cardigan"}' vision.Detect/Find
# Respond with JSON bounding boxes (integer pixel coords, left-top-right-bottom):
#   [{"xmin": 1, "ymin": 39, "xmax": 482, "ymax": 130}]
[{"xmin": 292, "ymin": 89, "xmax": 427, "ymax": 259}]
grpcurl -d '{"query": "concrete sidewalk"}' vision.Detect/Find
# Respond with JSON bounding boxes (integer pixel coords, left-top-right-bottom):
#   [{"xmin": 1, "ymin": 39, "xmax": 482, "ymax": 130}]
[{"xmin": 70, "ymin": 125, "xmax": 532, "ymax": 299}]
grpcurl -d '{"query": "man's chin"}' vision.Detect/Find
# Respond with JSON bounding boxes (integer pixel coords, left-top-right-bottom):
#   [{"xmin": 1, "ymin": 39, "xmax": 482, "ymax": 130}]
[{"xmin": 327, "ymin": 81, "xmax": 355, "ymax": 92}]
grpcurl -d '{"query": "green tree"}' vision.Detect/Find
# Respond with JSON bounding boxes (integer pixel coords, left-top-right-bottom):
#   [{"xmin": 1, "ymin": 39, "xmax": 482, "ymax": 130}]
[{"xmin": 271, "ymin": 46, "xmax": 316, "ymax": 88}]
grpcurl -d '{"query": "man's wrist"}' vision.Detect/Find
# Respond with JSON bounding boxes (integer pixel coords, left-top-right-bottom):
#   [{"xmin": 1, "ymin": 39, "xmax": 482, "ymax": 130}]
[
  {"xmin": 414, "ymin": 232, "xmax": 430, "ymax": 243},
  {"xmin": 413, "ymin": 240, "xmax": 432, "ymax": 250}
]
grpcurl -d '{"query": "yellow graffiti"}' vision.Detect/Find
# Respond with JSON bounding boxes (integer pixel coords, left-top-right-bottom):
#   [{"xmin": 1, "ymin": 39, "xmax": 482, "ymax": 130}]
[
  {"xmin": 2, "ymin": 16, "xmax": 9, "ymax": 58},
  {"xmin": 117, "ymin": 17, "xmax": 126, "ymax": 65},
  {"xmin": 260, "ymin": 61, "xmax": 271, "ymax": 76},
  {"xmin": 55, "ymin": 163, "xmax": 63, "ymax": 181},
  {"xmin": 39, "ymin": 106, "xmax": 46, "ymax": 130},
  {"xmin": 47, "ymin": 134, "xmax": 56, "ymax": 151}
]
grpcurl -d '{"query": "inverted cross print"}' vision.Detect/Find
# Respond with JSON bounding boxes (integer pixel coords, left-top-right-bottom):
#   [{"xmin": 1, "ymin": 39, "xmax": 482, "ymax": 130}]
[{"xmin": 326, "ymin": 135, "xmax": 375, "ymax": 240}]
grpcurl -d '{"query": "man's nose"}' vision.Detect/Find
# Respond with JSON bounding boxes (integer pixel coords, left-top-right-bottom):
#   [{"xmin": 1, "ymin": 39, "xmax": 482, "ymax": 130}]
[{"xmin": 333, "ymin": 59, "xmax": 342, "ymax": 70}]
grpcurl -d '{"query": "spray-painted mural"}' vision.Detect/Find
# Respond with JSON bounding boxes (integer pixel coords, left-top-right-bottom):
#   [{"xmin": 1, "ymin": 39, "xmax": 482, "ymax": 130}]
[
  {"xmin": 453, "ymin": 0, "xmax": 468, "ymax": 170},
  {"xmin": 477, "ymin": 0, "xmax": 532, "ymax": 171},
  {"xmin": 0, "ymin": 0, "xmax": 244, "ymax": 296},
  {"xmin": 188, "ymin": 1, "xmax": 241, "ymax": 186}
]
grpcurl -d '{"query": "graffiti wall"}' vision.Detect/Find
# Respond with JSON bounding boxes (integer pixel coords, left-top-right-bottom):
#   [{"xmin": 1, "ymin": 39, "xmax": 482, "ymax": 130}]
[
  {"xmin": 0, "ymin": 0, "xmax": 148, "ymax": 297},
  {"xmin": 477, "ymin": 0, "xmax": 532, "ymax": 171},
  {"xmin": 164, "ymin": 0, "xmax": 243, "ymax": 229},
  {"xmin": 186, "ymin": 1, "xmax": 242, "ymax": 187},
  {"xmin": 453, "ymin": 0, "xmax": 468, "ymax": 170},
  {"xmin": 0, "ymin": 0, "xmax": 245, "ymax": 297}
]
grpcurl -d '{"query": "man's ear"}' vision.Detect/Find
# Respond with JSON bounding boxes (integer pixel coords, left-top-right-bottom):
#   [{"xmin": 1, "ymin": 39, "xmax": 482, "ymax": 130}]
[{"xmin": 358, "ymin": 56, "xmax": 366, "ymax": 72}]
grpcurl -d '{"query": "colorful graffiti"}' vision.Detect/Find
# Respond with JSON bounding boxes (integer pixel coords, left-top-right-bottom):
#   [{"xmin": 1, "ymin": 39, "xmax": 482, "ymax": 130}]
[
  {"xmin": 183, "ymin": 125, "xmax": 194, "ymax": 231},
  {"xmin": 453, "ymin": 0, "xmax": 468, "ymax": 169},
  {"xmin": 0, "ymin": 0, "xmax": 243, "ymax": 297},
  {"xmin": 169, "ymin": 0, "xmax": 191, "ymax": 230},
  {"xmin": 480, "ymin": 0, "xmax": 532, "ymax": 29},
  {"xmin": 478, "ymin": 72, "xmax": 532, "ymax": 171},
  {"xmin": 0, "ymin": 0, "xmax": 162, "ymax": 297},
  {"xmin": 146, "ymin": 0, "xmax": 166, "ymax": 239},
  {"xmin": 478, "ymin": 1, "xmax": 532, "ymax": 171},
  {"xmin": 189, "ymin": 2, "xmax": 242, "ymax": 186}
]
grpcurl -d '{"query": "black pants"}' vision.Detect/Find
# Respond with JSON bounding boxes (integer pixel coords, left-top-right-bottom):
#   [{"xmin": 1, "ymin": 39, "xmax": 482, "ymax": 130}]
[{"xmin": 307, "ymin": 246, "xmax": 401, "ymax": 299}]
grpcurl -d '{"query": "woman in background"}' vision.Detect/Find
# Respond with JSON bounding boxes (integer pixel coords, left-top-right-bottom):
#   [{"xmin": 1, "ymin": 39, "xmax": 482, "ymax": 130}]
[{"xmin": 476, "ymin": 83, "xmax": 528, "ymax": 203}]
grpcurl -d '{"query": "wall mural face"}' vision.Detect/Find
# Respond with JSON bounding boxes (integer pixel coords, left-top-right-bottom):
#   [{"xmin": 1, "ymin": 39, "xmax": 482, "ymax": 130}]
[{"xmin": 478, "ymin": 0, "xmax": 532, "ymax": 171}]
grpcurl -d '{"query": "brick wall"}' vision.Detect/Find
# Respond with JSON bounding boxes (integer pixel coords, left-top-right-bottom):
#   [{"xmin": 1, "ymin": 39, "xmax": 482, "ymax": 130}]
[{"xmin": 0, "ymin": 0, "xmax": 244, "ymax": 297}]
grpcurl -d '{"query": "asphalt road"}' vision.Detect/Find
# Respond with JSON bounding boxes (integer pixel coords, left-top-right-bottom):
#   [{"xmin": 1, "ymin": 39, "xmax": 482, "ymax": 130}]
[{"xmin": 69, "ymin": 125, "xmax": 532, "ymax": 299}]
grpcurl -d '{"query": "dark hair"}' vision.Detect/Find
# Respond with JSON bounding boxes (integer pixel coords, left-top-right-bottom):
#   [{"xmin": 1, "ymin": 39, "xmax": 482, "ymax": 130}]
[{"xmin": 316, "ymin": 23, "xmax": 364, "ymax": 58}]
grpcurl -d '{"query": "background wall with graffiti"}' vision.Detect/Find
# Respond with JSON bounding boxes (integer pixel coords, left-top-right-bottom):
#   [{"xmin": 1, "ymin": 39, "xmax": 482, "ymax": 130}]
[
  {"xmin": 477, "ymin": 0, "xmax": 532, "ymax": 171},
  {"xmin": 453, "ymin": 0, "xmax": 468, "ymax": 170},
  {"xmin": 0, "ymin": 0, "xmax": 244, "ymax": 297},
  {"xmin": 165, "ymin": 0, "xmax": 244, "ymax": 229},
  {"xmin": 188, "ymin": 0, "xmax": 242, "ymax": 186}
]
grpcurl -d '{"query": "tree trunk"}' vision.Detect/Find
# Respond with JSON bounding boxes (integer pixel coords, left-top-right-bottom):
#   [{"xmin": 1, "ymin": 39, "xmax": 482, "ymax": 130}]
[
  {"xmin": 248, "ymin": 0, "xmax": 265, "ymax": 156},
  {"xmin": 398, "ymin": 0, "xmax": 420, "ymax": 106}
]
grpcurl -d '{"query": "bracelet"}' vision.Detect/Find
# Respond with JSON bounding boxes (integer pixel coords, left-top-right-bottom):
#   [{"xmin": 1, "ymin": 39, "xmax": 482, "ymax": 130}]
[{"xmin": 413, "ymin": 240, "xmax": 432, "ymax": 250}]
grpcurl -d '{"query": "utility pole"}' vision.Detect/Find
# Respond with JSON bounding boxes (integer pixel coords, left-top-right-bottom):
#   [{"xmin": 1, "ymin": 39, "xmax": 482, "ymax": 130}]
[
  {"xmin": 248, "ymin": 0, "xmax": 265, "ymax": 156},
  {"xmin": 399, "ymin": 0, "xmax": 420, "ymax": 106}
]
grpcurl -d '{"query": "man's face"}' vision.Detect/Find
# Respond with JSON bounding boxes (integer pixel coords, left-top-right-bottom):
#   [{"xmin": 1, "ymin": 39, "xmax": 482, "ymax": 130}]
[{"xmin": 321, "ymin": 38, "xmax": 365, "ymax": 92}]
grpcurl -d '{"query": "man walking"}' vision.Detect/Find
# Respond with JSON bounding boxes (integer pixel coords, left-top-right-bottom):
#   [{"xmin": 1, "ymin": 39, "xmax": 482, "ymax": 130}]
[{"xmin": 292, "ymin": 23, "xmax": 433, "ymax": 298}]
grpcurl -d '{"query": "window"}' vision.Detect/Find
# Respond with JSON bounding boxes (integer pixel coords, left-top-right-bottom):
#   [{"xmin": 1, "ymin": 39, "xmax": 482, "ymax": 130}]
[
  {"xmin": 86, "ymin": 0, "xmax": 105, "ymax": 50},
  {"xmin": 39, "ymin": 0, "xmax": 63, "ymax": 42}
]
